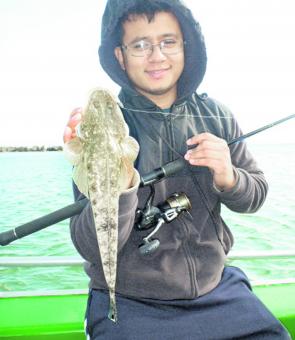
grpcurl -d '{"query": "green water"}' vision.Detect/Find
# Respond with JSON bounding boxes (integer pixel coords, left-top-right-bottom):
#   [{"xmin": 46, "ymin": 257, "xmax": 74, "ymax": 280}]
[{"xmin": 0, "ymin": 145, "xmax": 294, "ymax": 291}]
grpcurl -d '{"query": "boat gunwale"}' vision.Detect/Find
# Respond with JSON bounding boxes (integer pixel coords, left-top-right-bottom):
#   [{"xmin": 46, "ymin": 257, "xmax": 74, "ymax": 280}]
[
  {"xmin": 1, "ymin": 250, "xmax": 295, "ymax": 267},
  {"xmin": 1, "ymin": 250, "xmax": 295, "ymax": 297}
]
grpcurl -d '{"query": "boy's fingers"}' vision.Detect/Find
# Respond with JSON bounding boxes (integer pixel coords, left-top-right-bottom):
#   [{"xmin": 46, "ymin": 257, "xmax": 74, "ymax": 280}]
[
  {"xmin": 64, "ymin": 107, "xmax": 82, "ymax": 143},
  {"xmin": 70, "ymin": 107, "xmax": 82, "ymax": 117},
  {"xmin": 63, "ymin": 126, "xmax": 73, "ymax": 143},
  {"xmin": 67, "ymin": 113, "xmax": 82, "ymax": 129}
]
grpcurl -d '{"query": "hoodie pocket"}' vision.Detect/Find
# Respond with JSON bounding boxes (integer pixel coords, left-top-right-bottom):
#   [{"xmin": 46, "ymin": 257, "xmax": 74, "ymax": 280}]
[{"xmin": 184, "ymin": 165, "xmax": 232, "ymax": 251}]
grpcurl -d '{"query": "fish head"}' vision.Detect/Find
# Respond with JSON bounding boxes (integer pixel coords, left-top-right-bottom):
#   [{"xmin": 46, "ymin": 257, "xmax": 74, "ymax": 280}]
[{"xmin": 78, "ymin": 88, "xmax": 128, "ymax": 147}]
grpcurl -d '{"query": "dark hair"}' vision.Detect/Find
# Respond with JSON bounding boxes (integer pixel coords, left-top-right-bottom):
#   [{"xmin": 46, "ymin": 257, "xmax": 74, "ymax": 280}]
[
  {"xmin": 99, "ymin": 0, "xmax": 207, "ymax": 97},
  {"xmin": 117, "ymin": 0, "xmax": 174, "ymax": 44}
]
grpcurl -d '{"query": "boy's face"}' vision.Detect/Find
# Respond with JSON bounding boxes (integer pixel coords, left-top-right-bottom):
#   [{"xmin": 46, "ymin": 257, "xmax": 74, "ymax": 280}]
[{"xmin": 114, "ymin": 11, "xmax": 185, "ymax": 104}]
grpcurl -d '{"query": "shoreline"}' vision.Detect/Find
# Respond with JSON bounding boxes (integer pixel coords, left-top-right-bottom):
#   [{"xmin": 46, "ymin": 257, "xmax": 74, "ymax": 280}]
[{"xmin": 0, "ymin": 146, "xmax": 63, "ymax": 152}]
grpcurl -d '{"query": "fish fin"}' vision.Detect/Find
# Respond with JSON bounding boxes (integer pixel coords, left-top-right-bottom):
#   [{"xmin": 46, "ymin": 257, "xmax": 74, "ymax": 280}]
[
  {"xmin": 117, "ymin": 136, "xmax": 139, "ymax": 191},
  {"xmin": 121, "ymin": 136, "xmax": 140, "ymax": 163},
  {"xmin": 63, "ymin": 137, "xmax": 83, "ymax": 166},
  {"xmin": 72, "ymin": 162, "xmax": 90, "ymax": 198},
  {"xmin": 64, "ymin": 137, "xmax": 89, "ymax": 197},
  {"xmin": 118, "ymin": 161, "xmax": 134, "ymax": 192}
]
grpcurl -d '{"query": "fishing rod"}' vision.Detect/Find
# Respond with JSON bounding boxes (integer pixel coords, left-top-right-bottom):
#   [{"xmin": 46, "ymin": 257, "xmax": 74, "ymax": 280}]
[
  {"xmin": 0, "ymin": 113, "xmax": 294, "ymax": 246},
  {"xmin": 139, "ymin": 113, "xmax": 295, "ymax": 186},
  {"xmin": 228, "ymin": 113, "xmax": 295, "ymax": 146},
  {"xmin": 0, "ymin": 199, "xmax": 88, "ymax": 246}
]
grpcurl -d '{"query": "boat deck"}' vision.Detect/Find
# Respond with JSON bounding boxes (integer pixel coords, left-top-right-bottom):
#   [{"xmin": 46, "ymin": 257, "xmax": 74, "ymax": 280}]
[
  {"xmin": 0, "ymin": 283, "xmax": 294, "ymax": 339},
  {"xmin": 1, "ymin": 253, "xmax": 294, "ymax": 339}
]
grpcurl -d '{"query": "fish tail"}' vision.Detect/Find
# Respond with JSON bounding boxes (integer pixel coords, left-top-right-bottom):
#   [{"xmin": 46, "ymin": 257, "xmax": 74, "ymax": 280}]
[{"xmin": 108, "ymin": 289, "xmax": 118, "ymax": 322}]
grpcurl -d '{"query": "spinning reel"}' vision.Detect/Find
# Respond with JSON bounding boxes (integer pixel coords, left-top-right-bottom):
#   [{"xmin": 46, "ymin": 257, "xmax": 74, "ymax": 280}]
[{"xmin": 135, "ymin": 185, "xmax": 191, "ymax": 255}]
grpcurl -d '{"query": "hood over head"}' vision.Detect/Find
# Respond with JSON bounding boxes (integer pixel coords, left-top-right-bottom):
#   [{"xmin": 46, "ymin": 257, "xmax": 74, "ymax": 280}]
[{"xmin": 99, "ymin": 0, "xmax": 207, "ymax": 103}]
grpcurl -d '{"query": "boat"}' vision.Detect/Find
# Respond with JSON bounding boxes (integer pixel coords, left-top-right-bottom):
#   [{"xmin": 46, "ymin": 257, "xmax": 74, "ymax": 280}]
[{"xmin": 0, "ymin": 251, "xmax": 294, "ymax": 339}]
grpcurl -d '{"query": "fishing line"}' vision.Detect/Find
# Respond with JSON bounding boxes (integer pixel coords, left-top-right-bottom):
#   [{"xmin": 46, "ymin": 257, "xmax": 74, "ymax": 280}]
[
  {"xmin": 0, "ymin": 112, "xmax": 294, "ymax": 246},
  {"xmin": 123, "ymin": 106, "xmax": 235, "ymax": 120},
  {"xmin": 122, "ymin": 106, "xmax": 224, "ymax": 243},
  {"xmin": 120, "ymin": 106, "xmax": 184, "ymax": 160},
  {"xmin": 121, "ymin": 108, "xmax": 295, "ymax": 247}
]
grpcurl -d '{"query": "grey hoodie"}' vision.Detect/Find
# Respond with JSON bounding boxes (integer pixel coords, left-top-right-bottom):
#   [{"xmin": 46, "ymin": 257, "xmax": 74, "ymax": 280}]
[{"xmin": 70, "ymin": 0, "xmax": 268, "ymax": 300}]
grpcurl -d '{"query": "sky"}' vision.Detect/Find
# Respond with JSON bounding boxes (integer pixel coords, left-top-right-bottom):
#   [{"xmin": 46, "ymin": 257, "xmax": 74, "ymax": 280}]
[{"xmin": 0, "ymin": 0, "xmax": 295, "ymax": 146}]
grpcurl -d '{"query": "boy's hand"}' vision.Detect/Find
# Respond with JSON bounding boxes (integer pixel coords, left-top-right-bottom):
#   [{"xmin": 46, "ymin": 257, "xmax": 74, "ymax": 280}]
[
  {"xmin": 184, "ymin": 132, "xmax": 236, "ymax": 191},
  {"xmin": 63, "ymin": 107, "xmax": 83, "ymax": 143}
]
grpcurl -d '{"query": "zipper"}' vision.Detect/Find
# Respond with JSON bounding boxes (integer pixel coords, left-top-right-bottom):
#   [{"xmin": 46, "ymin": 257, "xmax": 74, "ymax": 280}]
[
  {"xmin": 179, "ymin": 215, "xmax": 198, "ymax": 297},
  {"xmin": 165, "ymin": 110, "xmax": 198, "ymax": 297},
  {"xmin": 165, "ymin": 114, "xmax": 174, "ymax": 161}
]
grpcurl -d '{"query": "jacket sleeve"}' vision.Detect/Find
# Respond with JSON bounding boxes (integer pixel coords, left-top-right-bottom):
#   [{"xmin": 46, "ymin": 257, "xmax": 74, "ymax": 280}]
[
  {"xmin": 69, "ymin": 170, "xmax": 140, "ymax": 263},
  {"xmin": 215, "ymin": 143, "xmax": 268, "ymax": 213},
  {"xmin": 211, "ymin": 100, "xmax": 268, "ymax": 213}
]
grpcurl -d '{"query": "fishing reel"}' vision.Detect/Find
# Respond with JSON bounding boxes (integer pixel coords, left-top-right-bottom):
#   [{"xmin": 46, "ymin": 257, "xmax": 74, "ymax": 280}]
[{"xmin": 135, "ymin": 185, "xmax": 192, "ymax": 255}]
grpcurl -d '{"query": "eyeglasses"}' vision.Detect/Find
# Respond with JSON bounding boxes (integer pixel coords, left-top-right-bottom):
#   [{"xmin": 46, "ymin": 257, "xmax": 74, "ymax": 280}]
[{"xmin": 121, "ymin": 38, "xmax": 186, "ymax": 57}]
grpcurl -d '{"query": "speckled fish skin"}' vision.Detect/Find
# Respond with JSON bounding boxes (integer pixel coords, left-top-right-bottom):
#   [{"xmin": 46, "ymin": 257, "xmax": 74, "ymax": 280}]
[{"xmin": 64, "ymin": 88, "xmax": 139, "ymax": 322}]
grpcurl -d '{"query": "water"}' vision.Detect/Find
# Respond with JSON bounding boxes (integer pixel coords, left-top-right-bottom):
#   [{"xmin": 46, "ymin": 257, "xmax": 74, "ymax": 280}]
[{"xmin": 0, "ymin": 145, "xmax": 294, "ymax": 291}]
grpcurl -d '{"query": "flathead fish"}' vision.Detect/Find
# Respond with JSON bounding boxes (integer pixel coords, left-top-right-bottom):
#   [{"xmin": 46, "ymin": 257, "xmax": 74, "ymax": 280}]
[{"xmin": 64, "ymin": 88, "xmax": 139, "ymax": 322}]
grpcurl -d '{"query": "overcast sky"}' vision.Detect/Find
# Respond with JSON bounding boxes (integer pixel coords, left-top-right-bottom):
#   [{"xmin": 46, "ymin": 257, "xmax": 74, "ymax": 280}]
[{"xmin": 1, "ymin": 0, "xmax": 295, "ymax": 146}]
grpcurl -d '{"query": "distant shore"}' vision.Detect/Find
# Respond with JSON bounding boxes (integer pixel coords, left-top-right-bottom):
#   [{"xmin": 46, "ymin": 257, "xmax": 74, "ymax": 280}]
[{"xmin": 0, "ymin": 146, "xmax": 63, "ymax": 152}]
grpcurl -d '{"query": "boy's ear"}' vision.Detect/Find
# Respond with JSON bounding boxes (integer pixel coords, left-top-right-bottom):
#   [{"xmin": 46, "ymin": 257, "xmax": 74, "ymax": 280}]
[{"xmin": 114, "ymin": 47, "xmax": 125, "ymax": 70}]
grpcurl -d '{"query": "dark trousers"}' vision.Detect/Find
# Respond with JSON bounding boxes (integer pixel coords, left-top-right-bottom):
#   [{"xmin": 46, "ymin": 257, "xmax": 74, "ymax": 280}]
[{"xmin": 85, "ymin": 266, "xmax": 291, "ymax": 339}]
